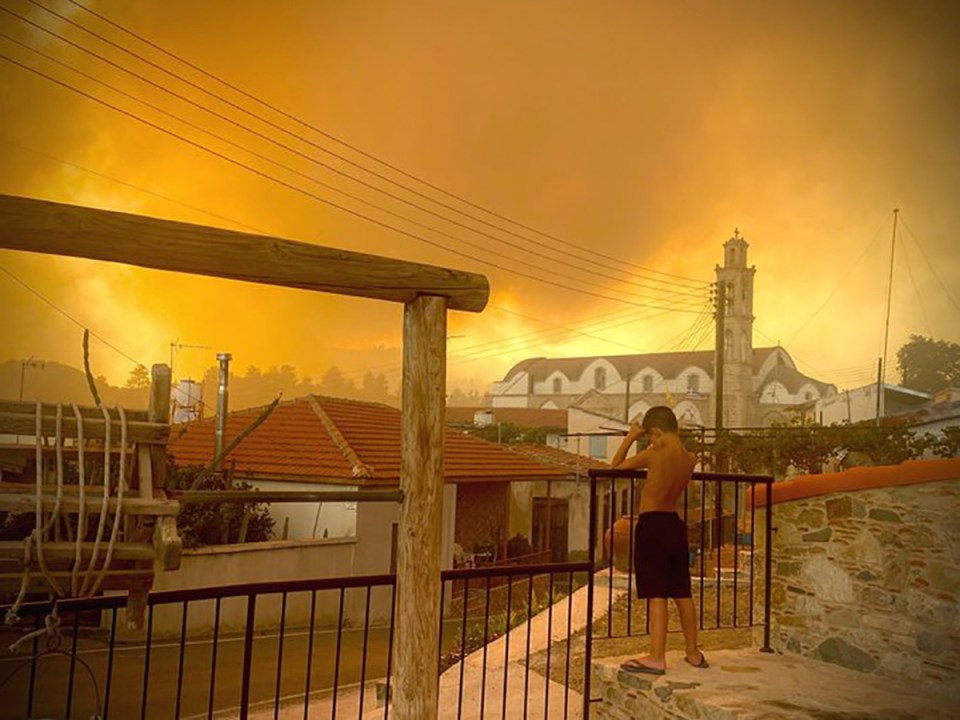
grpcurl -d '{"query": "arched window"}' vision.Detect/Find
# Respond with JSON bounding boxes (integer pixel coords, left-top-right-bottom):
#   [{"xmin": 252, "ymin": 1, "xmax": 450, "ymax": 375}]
[
  {"xmin": 594, "ymin": 367, "xmax": 606, "ymax": 390},
  {"xmin": 552, "ymin": 377, "xmax": 562, "ymax": 394},
  {"xmin": 687, "ymin": 374, "xmax": 700, "ymax": 394},
  {"xmin": 724, "ymin": 329, "xmax": 734, "ymax": 359},
  {"xmin": 642, "ymin": 375, "xmax": 653, "ymax": 393}
]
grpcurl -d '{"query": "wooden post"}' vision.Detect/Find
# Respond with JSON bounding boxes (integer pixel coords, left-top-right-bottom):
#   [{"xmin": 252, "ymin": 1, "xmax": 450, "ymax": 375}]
[
  {"xmin": 394, "ymin": 295, "xmax": 447, "ymax": 720},
  {"xmin": 128, "ymin": 363, "xmax": 171, "ymax": 629}
]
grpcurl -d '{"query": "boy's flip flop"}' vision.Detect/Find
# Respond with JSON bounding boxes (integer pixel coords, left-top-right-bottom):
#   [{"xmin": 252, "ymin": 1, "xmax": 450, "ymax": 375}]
[
  {"xmin": 684, "ymin": 651, "xmax": 709, "ymax": 669},
  {"xmin": 620, "ymin": 659, "xmax": 666, "ymax": 675}
]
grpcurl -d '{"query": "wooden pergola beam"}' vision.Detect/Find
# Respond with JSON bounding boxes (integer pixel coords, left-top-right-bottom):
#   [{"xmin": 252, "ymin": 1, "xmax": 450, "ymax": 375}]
[
  {"xmin": 0, "ymin": 194, "xmax": 490, "ymax": 313},
  {"xmin": 1, "ymin": 194, "xmax": 488, "ymax": 718}
]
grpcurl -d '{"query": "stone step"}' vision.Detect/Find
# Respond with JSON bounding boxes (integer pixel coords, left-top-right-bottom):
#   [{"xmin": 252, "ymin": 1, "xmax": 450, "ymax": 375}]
[{"xmin": 592, "ymin": 648, "xmax": 957, "ymax": 719}]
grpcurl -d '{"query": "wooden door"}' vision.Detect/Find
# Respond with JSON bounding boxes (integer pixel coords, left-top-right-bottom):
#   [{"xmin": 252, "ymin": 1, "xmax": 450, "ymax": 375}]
[{"xmin": 532, "ymin": 498, "xmax": 569, "ymax": 562}]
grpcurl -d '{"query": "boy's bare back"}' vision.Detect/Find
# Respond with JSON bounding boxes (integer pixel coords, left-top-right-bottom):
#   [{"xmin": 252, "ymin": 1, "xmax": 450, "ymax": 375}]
[
  {"xmin": 612, "ymin": 420, "xmax": 696, "ymax": 514},
  {"xmin": 639, "ymin": 436, "xmax": 696, "ymax": 512}
]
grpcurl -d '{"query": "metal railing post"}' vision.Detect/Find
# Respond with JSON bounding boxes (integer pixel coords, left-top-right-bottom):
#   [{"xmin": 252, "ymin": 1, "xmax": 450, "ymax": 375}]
[
  {"xmin": 239, "ymin": 593, "xmax": 257, "ymax": 720},
  {"xmin": 583, "ymin": 474, "xmax": 597, "ymax": 717},
  {"xmin": 762, "ymin": 479, "xmax": 774, "ymax": 652}
]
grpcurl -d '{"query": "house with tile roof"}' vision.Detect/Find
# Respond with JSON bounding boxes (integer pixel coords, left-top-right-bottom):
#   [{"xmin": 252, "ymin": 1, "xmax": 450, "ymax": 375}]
[
  {"xmin": 169, "ymin": 395, "xmax": 599, "ymax": 574},
  {"xmin": 489, "ymin": 233, "xmax": 837, "ymax": 439}
]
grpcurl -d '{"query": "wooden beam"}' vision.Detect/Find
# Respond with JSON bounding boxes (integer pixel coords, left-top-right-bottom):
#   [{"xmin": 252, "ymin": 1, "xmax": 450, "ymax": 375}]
[
  {"xmin": 394, "ymin": 295, "xmax": 447, "ymax": 720},
  {"xmin": 0, "ymin": 401, "xmax": 150, "ymax": 422},
  {"xmin": 0, "ymin": 570, "xmax": 153, "ymax": 594},
  {"xmin": 0, "ymin": 413, "xmax": 168, "ymax": 444},
  {"xmin": 0, "ymin": 490, "xmax": 180, "ymax": 516},
  {"xmin": 0, "ymin": 541, "xmax": 156, "ymax": 562},
  {"xmin": 0, "ymin": 194, "xmax": 490, "ymax": 313},
  {"xmin": 154, "ymin": 516, "xmax": 182, "ymax": 571},
  {"xmin": 168, "ymin": 489, "xmax": 403, "ymax": 504}
]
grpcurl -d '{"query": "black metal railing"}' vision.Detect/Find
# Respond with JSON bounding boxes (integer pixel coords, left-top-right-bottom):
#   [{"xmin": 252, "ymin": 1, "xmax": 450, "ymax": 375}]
[
  {"xmin": 439, "ymin": 561, "xmax": 592, "ymax": 720},
  {"xmin": 586, "ymin": 469, "xmax": 773, "ymax": 650},
  {"xmin": 1, "ymin": 471, "xmax": 771, "ymax": 719},
  {"xmin": 1, "ymin": 575, "xmax": 397, "ymax": 720},
  {"xmin": 1, "ymin": 561, "xmax": 594, "ymax": 720}
]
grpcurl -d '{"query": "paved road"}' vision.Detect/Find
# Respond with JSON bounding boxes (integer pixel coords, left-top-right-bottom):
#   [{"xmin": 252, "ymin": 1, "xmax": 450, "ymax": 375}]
[{"xmin": 0, "ymin": 620, "xmax": 471, "ymax": 720}]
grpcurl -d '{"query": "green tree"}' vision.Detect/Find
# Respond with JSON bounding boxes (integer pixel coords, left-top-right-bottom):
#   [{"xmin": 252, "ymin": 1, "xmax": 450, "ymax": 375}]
[
  {"xmin": 320, "ymin": 366, "xmax": 356, "ymax": 398},
  {"xmin": 166, "ymin": 462, "xmax": 274, "ymax": 549},
  {"xmin": 467, "ymin": 421, "xmax": 548, "ymax": 445},
  {"xmin": 125, "ymin": 364, "xmax": 150, "ymax": 389},
  {"xmin": 926, "ymin": 426, "xmax": 960, "ymax": 458},
  {"xmin": 360, "ymin": 371, "xmax": 391, "ymax": 403},
  {"xmin": 897, "ymin": 335, "xmax": 960, "ymax": 393}
]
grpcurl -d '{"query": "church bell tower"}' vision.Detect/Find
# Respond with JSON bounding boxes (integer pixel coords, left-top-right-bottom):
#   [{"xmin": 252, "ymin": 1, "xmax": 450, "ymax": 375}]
[{"xmin": 714, "ymin": 230, "xmax": 756, "ymax": 427}]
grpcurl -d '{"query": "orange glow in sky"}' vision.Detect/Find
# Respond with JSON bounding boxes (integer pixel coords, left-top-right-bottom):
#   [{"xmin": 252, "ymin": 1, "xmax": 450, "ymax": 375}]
[{"xmin": 1, "ymin": 0, "xmax": 958, "ymax": 395}]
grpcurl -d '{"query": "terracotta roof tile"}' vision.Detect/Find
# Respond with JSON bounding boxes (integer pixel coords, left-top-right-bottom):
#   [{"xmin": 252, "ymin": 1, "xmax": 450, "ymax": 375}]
[
  {"xmin": 169, "ymin": 395, "xmax": 569, "ymax": 485},
  {"xmin": 445, "ymin": 406, "xmax": 568, "ymax": 429},
  {"xmin": 503, "ymin": 443, "xmax": 609, "ymax": 473}
]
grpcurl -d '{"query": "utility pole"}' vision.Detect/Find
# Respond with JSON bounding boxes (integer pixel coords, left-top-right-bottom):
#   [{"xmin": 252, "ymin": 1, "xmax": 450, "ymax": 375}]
[
  {"xmin": 875, "ymin": 357, "xmax": 883, "ymax": 427},
  {"xmin": 880, "ymin": 208, "xmax": 899, "ymax": 420},
  {"xmin": 713, "ymin": 281, "xmax": 726, "ymax": 432},
  {"xmin": 624, "ymin": 364, "xmax": 631, "ymax": 423},
  {"xmin": 18, "ymin": 356, "xmax": 44, "ymax": 401}
]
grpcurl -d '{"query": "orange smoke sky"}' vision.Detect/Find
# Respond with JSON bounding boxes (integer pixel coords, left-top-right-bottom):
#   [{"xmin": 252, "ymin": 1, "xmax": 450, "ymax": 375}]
[{"xmin": 1, "ymin": 0, "xmax": 958, "ymax": 395}]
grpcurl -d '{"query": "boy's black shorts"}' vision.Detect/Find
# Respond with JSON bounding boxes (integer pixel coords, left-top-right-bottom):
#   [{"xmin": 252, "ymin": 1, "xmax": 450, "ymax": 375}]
[{"xmin": 633, "ymin": 511, "xmax": 692, "ymax": 599}]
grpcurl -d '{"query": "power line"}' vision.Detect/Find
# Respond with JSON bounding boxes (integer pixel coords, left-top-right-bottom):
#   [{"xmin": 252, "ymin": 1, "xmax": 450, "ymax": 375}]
[
  {"xmin": 342, "ymin": 303, "xmax": 679, "ymax": 382},
  {"xmin": 785, "ymin": 218, "xmax": 888, "ymax": 346},
  {"xmin": 352, "ymin": 299, "xmax": 717, "ymax": 383},
  {"xmin": 17, "ymin": 0, "xmax": 708, "ymax": 300},
  {"xmin": 898, "ymin": 227, "xmax": 932, "ymax": 336},
  {"xmin": 451, "ymin": 304, "xmax": 691, "ymax": 364},
  {"xmin": 0, "ymin": 265, "xmax": 144, "ymax": 367},
  {"xmin": 0, "ymin": 48, "xmax": 705, "ymax": 313},
  {"xmin": 0, "ymin": 18, "xmax": 687, "ymax": 308},
  {"xmin": 480, "ymin": 305, "xmax": 657, "ymax": 355},
  {"xmin": 899, "ymin": 215, "xmax": 960, "ymax": 315},
  {"xmin": 0, "ymin": 21, "xmax": 706, "ymax": 310},
  {"xmin": 6, "ymin": 35, "xmax": 695, "ymax": 307},
  {"xmin": 58, "ymin": 0, "xmax": 708, "ymax": 290},
  {"xmin": 0, "ymin": 133, "xmax": 706, "ymax": 393},
  {"xmin": 0, "ymin": 136, "xmax": 270, "ymax": 236}
]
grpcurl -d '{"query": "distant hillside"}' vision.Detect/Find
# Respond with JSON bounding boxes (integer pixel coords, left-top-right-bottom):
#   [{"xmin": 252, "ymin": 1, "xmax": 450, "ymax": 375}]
[
  {"xmin": 0, "ymin": 358, "xmax": 483, "ymax": 413},
  {"xmin": 0, "ymin": 359, "xmax": 150, "ymax": 409}
]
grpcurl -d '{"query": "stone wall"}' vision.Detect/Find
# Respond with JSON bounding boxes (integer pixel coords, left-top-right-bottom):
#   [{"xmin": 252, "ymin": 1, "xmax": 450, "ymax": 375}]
[{"xmin": 765, "ymin": 477, "xmax": 960, "ymax": 689}]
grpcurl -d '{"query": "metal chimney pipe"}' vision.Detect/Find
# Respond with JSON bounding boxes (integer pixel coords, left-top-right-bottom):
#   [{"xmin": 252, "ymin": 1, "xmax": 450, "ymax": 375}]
[{"xmin": 214, "ymin": 352, "xmax": 232, "ymax": 462}]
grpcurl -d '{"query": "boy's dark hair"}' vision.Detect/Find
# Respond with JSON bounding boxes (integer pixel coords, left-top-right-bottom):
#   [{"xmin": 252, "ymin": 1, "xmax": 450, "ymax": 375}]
[{"xmin": 642, "ymin": 406, "xmax": 679, "ymax": 433}]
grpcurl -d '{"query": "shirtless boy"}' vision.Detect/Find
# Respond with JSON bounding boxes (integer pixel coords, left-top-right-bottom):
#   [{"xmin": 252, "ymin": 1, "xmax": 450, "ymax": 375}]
[{"xmin": 610, "ymin": 405, "xmax": 708, "ymax": 674}]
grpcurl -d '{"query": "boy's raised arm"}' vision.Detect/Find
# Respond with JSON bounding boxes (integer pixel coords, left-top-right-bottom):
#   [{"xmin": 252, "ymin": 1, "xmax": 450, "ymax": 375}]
[
  {"xmin": 617, "ymin": 447, "xmax": 652, "ymax": 470},
  {"xmin": 612, "ymin": 421, "xmax": 648, "ymax": 468}
]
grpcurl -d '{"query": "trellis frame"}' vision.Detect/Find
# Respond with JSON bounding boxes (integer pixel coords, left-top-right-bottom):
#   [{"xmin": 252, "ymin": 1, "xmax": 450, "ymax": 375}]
[{"xmin": 0, "ymin": 193, "xmax": 490, "ymax": 720}]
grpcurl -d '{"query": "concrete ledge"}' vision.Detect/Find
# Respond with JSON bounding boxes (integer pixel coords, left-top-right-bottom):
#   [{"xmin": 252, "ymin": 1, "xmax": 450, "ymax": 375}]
[{"xmin": 592, "ymin": 648, "xmax": 958, "ymax": 719}]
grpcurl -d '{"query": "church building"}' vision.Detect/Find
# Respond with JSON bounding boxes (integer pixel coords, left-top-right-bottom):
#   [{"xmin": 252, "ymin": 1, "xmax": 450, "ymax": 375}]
[{"xmin": 489, "ymin": 233, "xmax": 836, "ymax": 430}]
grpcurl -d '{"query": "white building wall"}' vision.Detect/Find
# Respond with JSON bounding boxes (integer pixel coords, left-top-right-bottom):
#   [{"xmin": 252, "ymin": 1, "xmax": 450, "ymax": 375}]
[
  {"xmin": 490, "ymin": 395, "xmax": 530, "ymax": 408},
  {"xmin": 673, "ymin": 399, "xmax": 704, "ymax": 427},
  {"xmin": 491, "ymin": 372, "xmax": 532, "ymax": 406},
  {"xmin": 248, "ymin": 479, "xmax": 357, "ymax": 540},
  {"xmin": 819, "ymin": 386, "xmax": 879, "ymax": 425},
  {"xmin": 579, "ymin": 358, "xmax": 623, "ymax": 393}
]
